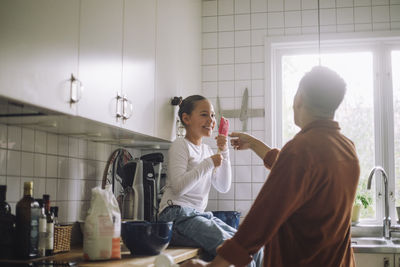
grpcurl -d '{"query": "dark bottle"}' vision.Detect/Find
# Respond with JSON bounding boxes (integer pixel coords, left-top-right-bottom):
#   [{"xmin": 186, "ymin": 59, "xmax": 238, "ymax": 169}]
[
  {"xmin": 16, "ymin": 181, "xmax": 40, "ymax": 259},
  {"xmin": 43, "ymin": 194, "xmax": 54, "ymax": 256},
  {"xmin": 0, "ymin": 185, "xmax": 16, "ymax": 259}
]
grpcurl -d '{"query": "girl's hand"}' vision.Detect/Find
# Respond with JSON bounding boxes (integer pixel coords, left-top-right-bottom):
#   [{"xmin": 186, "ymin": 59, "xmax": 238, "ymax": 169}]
[
  {"xmin": 229, "ymin": 132, "xmax": 253, "ymax": 150},
  {"xmin": 215, "ymin": 135, "xmax": 228, "ymax": 151},
  {"xmin": 210, "ymin": 154, "xmax": 223, "ymax": 167}
]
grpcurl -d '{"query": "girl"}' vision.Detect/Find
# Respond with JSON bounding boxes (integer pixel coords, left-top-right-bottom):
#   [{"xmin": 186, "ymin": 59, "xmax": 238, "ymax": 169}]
[{"xmin": 158, "ymin": 95, "xmax": 233, "ymax": 259}]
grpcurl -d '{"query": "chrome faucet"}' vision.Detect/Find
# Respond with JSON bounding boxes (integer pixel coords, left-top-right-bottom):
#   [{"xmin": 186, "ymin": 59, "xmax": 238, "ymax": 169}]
[{"xmin": 367, "ymin": 166, "xmax": 391, "ymax": 239}]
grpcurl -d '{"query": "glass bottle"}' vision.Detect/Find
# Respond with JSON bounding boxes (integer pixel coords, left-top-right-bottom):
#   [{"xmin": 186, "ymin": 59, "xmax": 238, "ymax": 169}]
[
  {"xmin": 37, "ymin": 199, "xmax": 47, "ymax": 257},
  {"xmin": 0, "ymin": 185, "xmax": 16, "ymax": 259},
  {"xmin": 16, "ymin": 181, "xmax": 40, "ymax": 259},
  {"xmin": 43, "ymin": 194, "xmax": 54, "ymax": 256}
]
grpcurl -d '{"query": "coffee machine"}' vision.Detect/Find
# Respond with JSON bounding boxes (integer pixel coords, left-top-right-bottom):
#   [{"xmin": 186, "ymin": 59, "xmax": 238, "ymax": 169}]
[{"xmin": 120, "ymin": 153, "xmax": 164, "ymax": 222}]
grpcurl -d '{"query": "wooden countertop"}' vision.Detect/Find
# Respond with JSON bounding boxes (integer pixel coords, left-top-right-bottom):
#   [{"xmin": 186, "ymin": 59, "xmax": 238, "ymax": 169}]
[{"xmin": 1, "ymin": 246, "xmax": 201, "ymax": 267}]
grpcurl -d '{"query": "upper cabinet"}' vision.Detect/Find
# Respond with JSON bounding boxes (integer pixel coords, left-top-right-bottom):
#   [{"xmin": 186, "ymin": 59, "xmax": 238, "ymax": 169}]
[
  {"xmin": 0, "ymin": 0, "xmax": 201, "ymax": 141},
  {"xmin": 77, "ymin": 0, "xmax": 124, "ymax": 128},
  {"xmin": 154, "ymin": 0, "xmax": 202, "ymax": 141},
  {"xmin": 121, "ymin": 0, "xmax": 157, "ymax": 136},
  {"xmin": 0, "ymin": 0, "xmax": 80, "ymax": 116}
]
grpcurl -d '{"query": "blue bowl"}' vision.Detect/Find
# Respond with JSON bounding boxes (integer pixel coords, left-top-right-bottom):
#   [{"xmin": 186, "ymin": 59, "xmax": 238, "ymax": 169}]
[{"xmin": 121, "ymin": 221, "xmax": 173, "ymax": 256}]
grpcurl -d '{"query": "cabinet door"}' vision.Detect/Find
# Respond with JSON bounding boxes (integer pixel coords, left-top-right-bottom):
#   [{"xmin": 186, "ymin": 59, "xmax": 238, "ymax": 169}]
[
  {"xmin": 121, "ymin": 0, "xmax": 157, "ymax": 136},
  {"xmin": 355, "ymin": 253, "xmax": 394, "ymax": 267},
  {"xmin": 154, "ymin": 0, "xmax": 202, "ymax": 141},
  {"xmin": 395, "ymin": 254, "xmax": 400, "ymax": 267},
  {"xmin": 0, "ymin": 0, "xmax": 79, "ymax": 115},
  {"xmin": 77, "ymin": 0, "xmax": 123, "ymax": 127}
]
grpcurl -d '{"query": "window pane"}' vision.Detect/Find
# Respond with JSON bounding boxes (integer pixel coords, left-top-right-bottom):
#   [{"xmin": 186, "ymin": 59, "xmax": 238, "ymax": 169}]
[
  {"xmin": 392, "ymin": 51, "xmax": 400, "ymax": 210},
  {"xmin": 281, "ymin": 52, "xmax": 375, "ymax": 219}
]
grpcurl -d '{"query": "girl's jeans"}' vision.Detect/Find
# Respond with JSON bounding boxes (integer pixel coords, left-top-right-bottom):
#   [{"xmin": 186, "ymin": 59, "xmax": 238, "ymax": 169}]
[{"xmin": 159, "ymin": 205, "xmax": 263, "ymax": 267}]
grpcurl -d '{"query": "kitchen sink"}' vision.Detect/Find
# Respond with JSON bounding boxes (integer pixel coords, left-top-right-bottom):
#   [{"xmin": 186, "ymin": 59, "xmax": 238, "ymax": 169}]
[{"xmin": 351, "ymin": 237, "xmax": 389, "ymax": 246}]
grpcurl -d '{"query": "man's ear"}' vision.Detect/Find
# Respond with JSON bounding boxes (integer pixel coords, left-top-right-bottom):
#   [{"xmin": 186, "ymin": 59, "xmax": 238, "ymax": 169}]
[{"xmin": 182, "ymin": 113, "xmax": 190, "ymax": 126}]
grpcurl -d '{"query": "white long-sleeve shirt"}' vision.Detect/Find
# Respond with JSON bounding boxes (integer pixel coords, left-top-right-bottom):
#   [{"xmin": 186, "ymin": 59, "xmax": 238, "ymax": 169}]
[{"xmin": 159, "ymin": 137, "xmax": 232, "ymax": 213}]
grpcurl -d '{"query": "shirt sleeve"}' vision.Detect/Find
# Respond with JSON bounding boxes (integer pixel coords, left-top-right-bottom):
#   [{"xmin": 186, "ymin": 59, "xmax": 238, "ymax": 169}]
[
  {"xmin": 167, "ymin": 140, "xmax": 214, "ymax": 197},
  {"xmin": 212, "ymin": 148, "xmax": 232, "ymax": 193},
  {"xmin": 217, "ymin": 148, "xmax": 308, "ymax": 266}
]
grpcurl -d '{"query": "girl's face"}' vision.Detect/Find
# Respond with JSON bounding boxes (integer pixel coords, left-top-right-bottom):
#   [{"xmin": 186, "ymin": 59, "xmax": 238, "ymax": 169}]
[{"xmin": 182, "ymin": 99, "xmax": 216, "ymax": 138}]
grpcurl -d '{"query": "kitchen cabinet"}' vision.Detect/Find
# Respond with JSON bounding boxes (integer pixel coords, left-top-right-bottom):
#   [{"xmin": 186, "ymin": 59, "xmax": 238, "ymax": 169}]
[
  {"xmin": 154, "ymin": 0, "xmax": 202, "ymax": 141},
  {"xmin": 0, "ymin": 0, "xmax": 80, "ymax": 116},
  {"xmin": 0, "ymin": 0, "xmax": 201, "ymax": 141},
  {"xmin": 395, "ymin": 254, "xmax": 400, "ymax": 267},
  {"xmin": 355, "ymin": 253, "xmax": 394, "ymax": 267},
  {"xmin": 121, "ymin": 0, "xmax": 157, "ymax": 135},
  {"xmin": 77, "ymin": 0, "xmax": 124, "ymax": 128}
]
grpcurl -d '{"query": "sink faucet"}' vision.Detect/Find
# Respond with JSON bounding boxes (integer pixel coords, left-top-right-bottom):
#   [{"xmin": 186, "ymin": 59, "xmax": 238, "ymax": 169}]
[{"xmin": 367, "ymin": 166, "xmax": 391, "ymax": 239}]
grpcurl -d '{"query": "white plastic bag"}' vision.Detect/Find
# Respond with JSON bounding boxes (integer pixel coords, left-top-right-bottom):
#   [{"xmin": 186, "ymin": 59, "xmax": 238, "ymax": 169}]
[{"xmin": 83, "ymin": 185, "xmax": 121, "ymax": 260}]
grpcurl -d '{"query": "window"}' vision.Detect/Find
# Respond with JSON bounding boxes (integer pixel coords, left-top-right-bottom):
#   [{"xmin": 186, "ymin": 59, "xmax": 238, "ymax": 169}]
[{"xmin": 266, "ymin": 33, "xmax": 400, "ymax": 224}]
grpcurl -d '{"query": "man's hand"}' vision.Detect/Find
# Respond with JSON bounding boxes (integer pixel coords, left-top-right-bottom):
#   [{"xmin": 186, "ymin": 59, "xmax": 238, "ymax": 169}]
[
  {"xmin": 229, "ymin": 132, "xmax": 254, "ymax": 150},
  {"xmin": 215, "ymin": 134, "xmax": 228, "ymax": 152}
]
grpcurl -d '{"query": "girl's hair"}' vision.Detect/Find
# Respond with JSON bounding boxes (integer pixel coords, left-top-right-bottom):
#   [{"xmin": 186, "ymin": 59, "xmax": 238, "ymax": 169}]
[{"xmin": 178, "ymin": 95, "xmax": 207, "ymax": 126}]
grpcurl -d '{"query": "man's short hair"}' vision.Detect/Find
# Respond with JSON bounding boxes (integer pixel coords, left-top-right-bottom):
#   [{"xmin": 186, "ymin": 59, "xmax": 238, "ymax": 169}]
[{"xmin": 298, "ymin": 66, "xmax": 346, "ymax": 118}]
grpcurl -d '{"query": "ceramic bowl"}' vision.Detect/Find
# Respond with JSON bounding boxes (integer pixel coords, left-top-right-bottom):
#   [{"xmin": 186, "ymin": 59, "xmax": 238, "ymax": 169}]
[{"xmin": 121, "ymin": 221, "xmax": 173, "ymax": 255}]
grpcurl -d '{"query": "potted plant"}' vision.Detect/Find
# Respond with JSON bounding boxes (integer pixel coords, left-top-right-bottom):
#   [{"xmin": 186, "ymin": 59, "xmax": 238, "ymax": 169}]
[{"xmin": 352, "ymin": 193, "xmax": 372, "ymax": 224}]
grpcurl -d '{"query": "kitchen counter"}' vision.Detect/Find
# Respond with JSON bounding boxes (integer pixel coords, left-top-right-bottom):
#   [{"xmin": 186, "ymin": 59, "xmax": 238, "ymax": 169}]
[{"xmin": 1, "ymin": 246, "xmax": 201, "ymax": 267}]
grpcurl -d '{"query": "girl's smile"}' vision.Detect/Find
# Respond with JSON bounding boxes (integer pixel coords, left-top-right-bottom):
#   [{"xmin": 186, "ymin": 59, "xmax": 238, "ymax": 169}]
[{"xmin": 182, "ymin": 99, "xmax": 216, "ymax": 145}]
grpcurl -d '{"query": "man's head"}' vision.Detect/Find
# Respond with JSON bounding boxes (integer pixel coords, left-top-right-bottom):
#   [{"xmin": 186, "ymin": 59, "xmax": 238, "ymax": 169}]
[{"xmin": 293, "ymin": 66, "xmax": 346, "ymax": 127}]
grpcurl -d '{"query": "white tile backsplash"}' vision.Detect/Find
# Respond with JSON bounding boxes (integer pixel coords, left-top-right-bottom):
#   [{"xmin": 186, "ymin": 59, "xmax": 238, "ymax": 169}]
[
  {"xmin": 218, "ymin": 15, "xmax": 235, "ymax": 31},
  {"xmin": 251, "ymin": 0, "xmax": 268, "ymax": 12},
  {"xmin": 235, "ymin": 165, "xmax": 252, "ymax": 182},
  {"xmin": 302, "ymin": 9, "xmax": 318, "ymax": 26},
  {"xmin": 218, "ymin": 31, "xmax": 235, "ymax": 47},
  {"xmin": 235, "ymin": 30, "xmax": 251, "ymax": 46},
  {"xmin": 7, "ymin": 150, "xmax": 21, "ymax": 176},
  {"xmin": 285, "ymin": 11, "xmax": 301, "ymax": 27},
  {"xmin": 34, "ymin": 153, "xmax": 46, "ymax": 177},
  {"xmin": 355, "ymin": 6, "xmax": 372, "ymax": 23},
  {"xmin": 21, "ymin": 128, "xmax": 34, "ymax": 152},
  {"xmin": 8, "ymin": 126, "xmax": 21, "ymax": 150},
  {"xmin": 0, "ymin": 125, "xmax": 7, "ymax": 149},
  {"xmin": 203, "ymin": 16, "xmax": 218, "ymax": 32},
  {"xmin": 34, "ymin": 131, "xmax": 46, "ymax": 154},
  {"xmin": 219, "ymin": 64, "xmax": 235, "ymax": 80},
  {"xmin": 302, "ymin": 0, "xmax": 318, "ymax": 9},
  {"xmin": 391, "ymin": 5, "xmax": 400, "ymax": 21},
  {"xmin": 219, "ymin": 48, "xmax": 235, "ymax": 64},
  {"xmin": 203, "ymin": 32, "xmax": 218, "ymax": 48},
  {"xmin": 268, "ymin": 0, "xmax": 284, "ymax": 11},
  {"xmin": 203, "ymin": 0, "xmax": 218, "ymax": 16},
  {"xmin": 235, "ymin": 63, "xmax": 251, "ymax": 80},
  {"xmin": 203, "ymin": 49, "xmax": 218, "ymax": 65},
  {"xmin": 251, "ymin": 12, "xmax": 268, "ymax": 29},
  {"xmin": 21, "ymin": 152, "xmax": 34, "ymax": 177},
  {"xmin": 0, "ymin": 149, "xmax": 7, "ymax": 176},
  {"xmin": 235, "ymin": 46, "xmax": 251, "ymax": 63},
  {"xmin": 235, "ymin": 0, "xmax": 250, "ymax": 14},
  {"xmin": 285, "ymin": 0, "xmax": 301, "ymax": 10},
  {"xmin": 235, "ymin": 14, "xmax": 251, "ymax": 30},
  {"xmin": 218, "ymin": 0, "xmax": 234, "ymax": 15}
]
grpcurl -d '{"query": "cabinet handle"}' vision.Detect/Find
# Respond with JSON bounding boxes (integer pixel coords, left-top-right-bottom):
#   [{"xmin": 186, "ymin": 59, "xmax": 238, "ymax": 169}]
[
  {"xmin": 122, "ymin": 95, "xmax": 133, "ymax": 121},
  {"xmin": 384, "ymin": 257, "xmax": 389, "ymax": 267},
  {"xmin": 69, "ymin": 74, "xmax": 83, "ymax": 105},
  {"xmin": 116, "ymin": 93, "xmax": 123, "ymax": 121}
]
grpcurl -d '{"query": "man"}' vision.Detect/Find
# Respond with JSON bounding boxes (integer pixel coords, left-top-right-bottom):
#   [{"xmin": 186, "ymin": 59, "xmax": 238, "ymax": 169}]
[{"xmin": 183, "ymin": 66, "xmax": 360, "ymax": 267}]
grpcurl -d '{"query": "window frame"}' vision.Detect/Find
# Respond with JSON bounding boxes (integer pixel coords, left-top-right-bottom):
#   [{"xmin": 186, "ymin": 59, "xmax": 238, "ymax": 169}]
[{"xmin": 264, "ymin": 31, "xmax": 400, "ymax": 225}]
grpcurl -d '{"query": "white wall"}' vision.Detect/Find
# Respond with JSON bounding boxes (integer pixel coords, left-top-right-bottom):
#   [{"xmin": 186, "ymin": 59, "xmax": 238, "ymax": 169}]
[{"xmin": 202, "ymin": 0, "xmax": 400, "ymax": 217}]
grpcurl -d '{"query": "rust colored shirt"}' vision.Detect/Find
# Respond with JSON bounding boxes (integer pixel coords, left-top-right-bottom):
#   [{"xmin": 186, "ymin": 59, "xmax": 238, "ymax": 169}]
[{"xmin": 218, "ymin": 120, "xmax": 360, "ymax": 267}]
